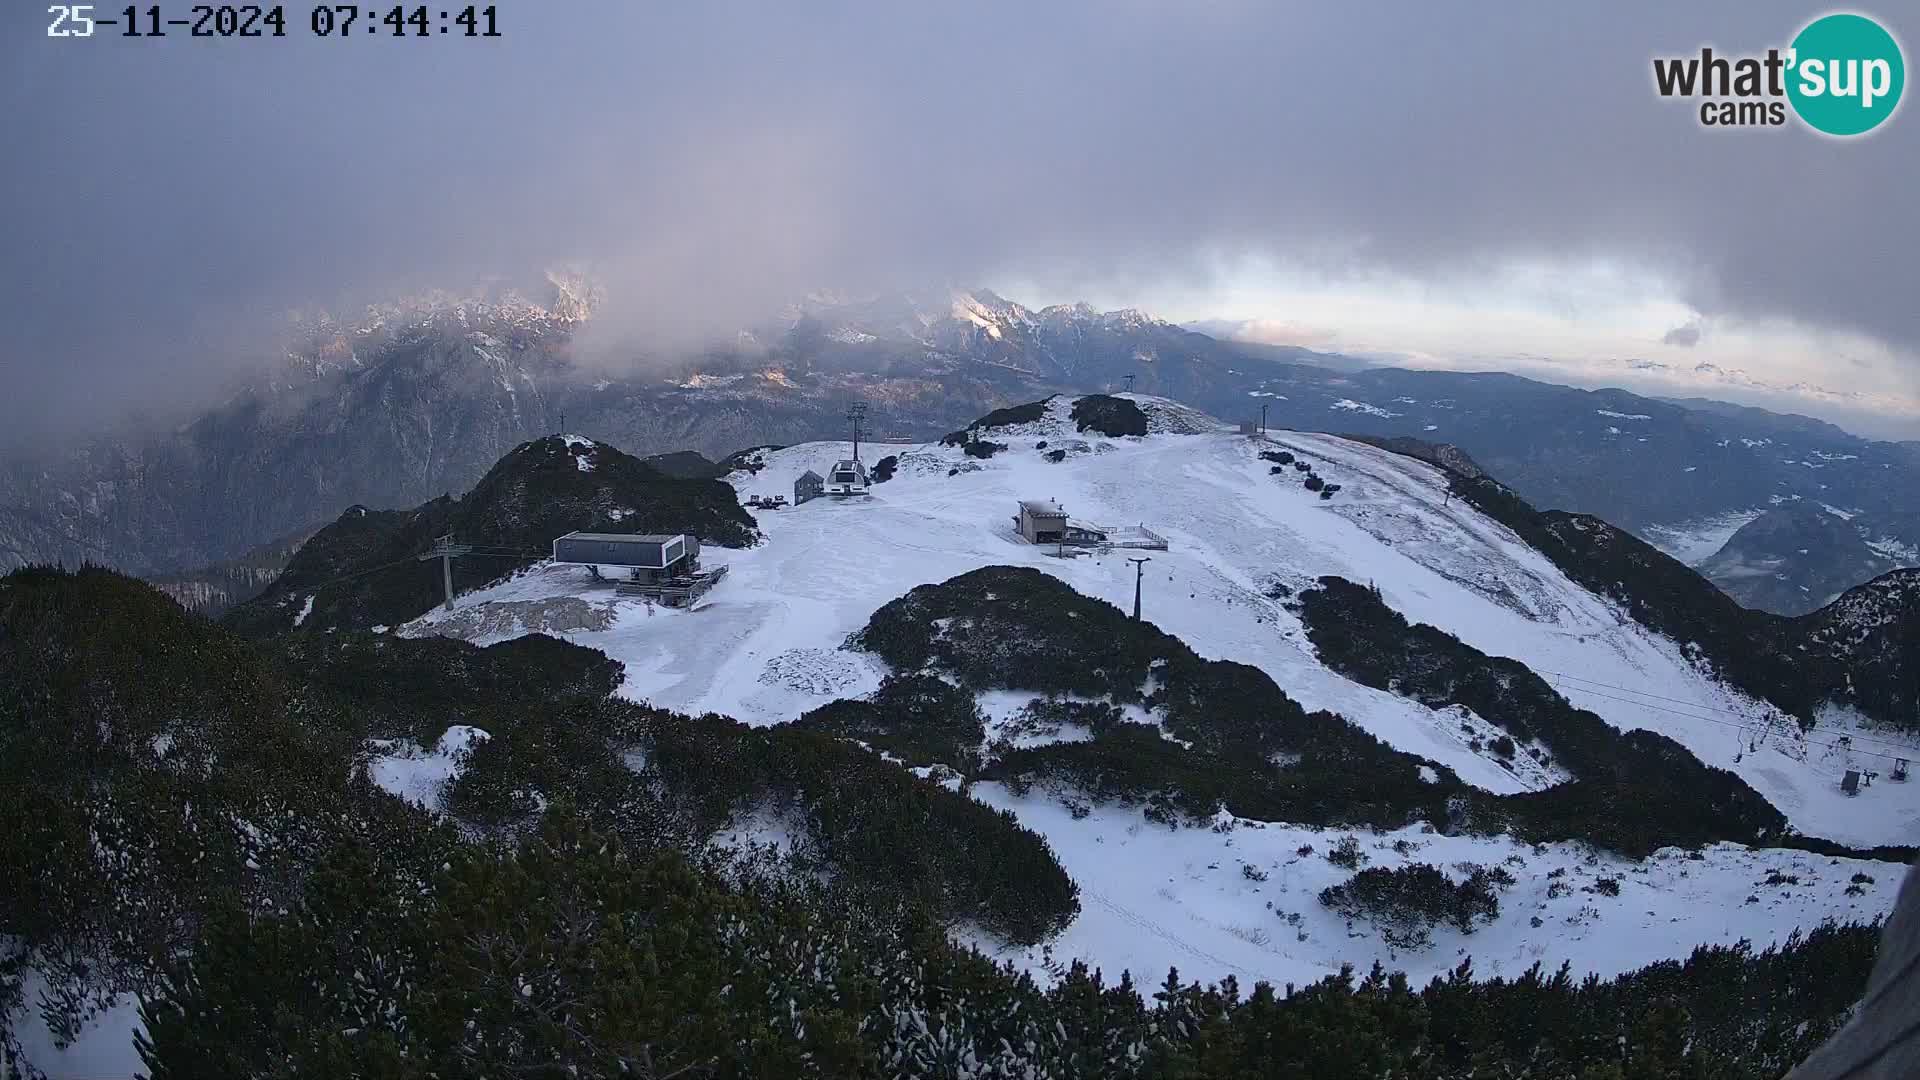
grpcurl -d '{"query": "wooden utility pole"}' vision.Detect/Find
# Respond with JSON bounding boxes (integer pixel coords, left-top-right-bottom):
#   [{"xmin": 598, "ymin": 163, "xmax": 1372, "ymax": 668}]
[
  {"xmin": 1128, "ymin": 556, "xmax": 1152, "ymax": 620},
  {"xmin": 417, "ymin": 534, "xmax": 473, "ymax": 611},
  {"xmin": 1260, "ymin": 402, "xmax": 1269, "ymax": 433}
]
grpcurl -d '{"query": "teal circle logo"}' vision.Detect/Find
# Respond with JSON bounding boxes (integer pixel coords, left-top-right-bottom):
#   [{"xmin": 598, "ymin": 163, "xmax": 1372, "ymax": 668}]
[{"xmin": 1787, "ymin": 13, "xmax": 1905, "ymax": 136}]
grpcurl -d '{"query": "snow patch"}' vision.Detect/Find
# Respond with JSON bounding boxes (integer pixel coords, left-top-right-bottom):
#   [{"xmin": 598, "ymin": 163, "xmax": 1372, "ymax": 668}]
[
  {"xmin": 1329, "ymin": 398, "xmax": 1399, "ymax": 418},
  {"xmin": 6, "ymin": 972, "xmax": 147, "ymax": 1080},
  {"xmin": 1638, "ymin": 510, "xmax": 1766, "ymax": 566},
  {"xmin": 367, "ymin": 725, "xmax": 491, "ymax": 812},
  {"xmin": 960, "ymin": 794, "xmax": 1904, "ymax": 996},
  {"xmin": 1865, "ymin": 536, "xmax": 1920, "ymax": 562}
]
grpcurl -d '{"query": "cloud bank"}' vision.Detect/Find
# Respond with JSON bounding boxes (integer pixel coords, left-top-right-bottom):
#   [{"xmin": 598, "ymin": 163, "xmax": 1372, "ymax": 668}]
[{"xmin": 3, "ymin": 1, "xmax": 1913, "ymax": 438}]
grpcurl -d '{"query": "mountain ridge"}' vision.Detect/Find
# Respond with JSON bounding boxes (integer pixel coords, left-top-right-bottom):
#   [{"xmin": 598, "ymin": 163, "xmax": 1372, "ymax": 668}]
[
  {"xmin": 8, "ymin": 397, "xmax": 1916, "ymax": 1075},
  {"xmin": 6, "ymin": 286, "xmax": 1919, "ymax": 616}
]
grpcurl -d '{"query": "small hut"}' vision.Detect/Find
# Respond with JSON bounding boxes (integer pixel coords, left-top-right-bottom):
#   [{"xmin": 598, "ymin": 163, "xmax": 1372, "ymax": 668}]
[
  {"xmin": 1015, "ymin": 500, "xmax": 1069, "ymax": 543},
  {"xmin": 794, "ymin": 470, "xmax": 824, "ymax": 505}
]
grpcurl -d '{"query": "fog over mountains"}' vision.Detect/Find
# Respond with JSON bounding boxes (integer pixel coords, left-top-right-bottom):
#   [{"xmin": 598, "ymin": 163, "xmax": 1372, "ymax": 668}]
[{"xmin": 5, "ymin": 283, "xmax": 1918, "ymax": 617}]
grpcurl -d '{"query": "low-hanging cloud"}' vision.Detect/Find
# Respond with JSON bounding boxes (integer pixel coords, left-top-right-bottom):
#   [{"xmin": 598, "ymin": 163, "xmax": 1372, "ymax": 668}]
[
  {"xmin": 2, "ymin": 1, "xmax": 1914, "ymax": 440},
  {"xmin": 1663, "ymin": 324, "xmax": 1704, "ymax": 347}
]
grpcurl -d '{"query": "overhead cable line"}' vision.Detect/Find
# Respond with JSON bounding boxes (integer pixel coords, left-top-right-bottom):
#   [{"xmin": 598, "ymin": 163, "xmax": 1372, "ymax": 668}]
[
  {"xmin": 1545, "ymin": 674, "xmax": 1913, "ymax": 765},
  {"xmin": 1544, "ymin": 668, "xmax": 1920, "ymax": 756}
]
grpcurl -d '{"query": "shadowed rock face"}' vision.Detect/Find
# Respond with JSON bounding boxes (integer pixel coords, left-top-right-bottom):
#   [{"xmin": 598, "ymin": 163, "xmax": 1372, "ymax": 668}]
[{"xmin": 1698, "ymin": 505, "xmax": 1898, "ymax": 615}]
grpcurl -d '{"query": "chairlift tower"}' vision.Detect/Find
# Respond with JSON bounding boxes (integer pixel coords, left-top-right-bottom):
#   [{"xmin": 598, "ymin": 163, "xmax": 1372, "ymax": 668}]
[
  {"xmin": 417, "ymin": 534, "xmax": 473, "ymax": 611},
  {"xmin": 846, "ymin": 402, "xmax": 868, "ymax": 462},
  {"xmin": 1128, "ymin": 556, "xmax": 1152, "ymax": 621}
]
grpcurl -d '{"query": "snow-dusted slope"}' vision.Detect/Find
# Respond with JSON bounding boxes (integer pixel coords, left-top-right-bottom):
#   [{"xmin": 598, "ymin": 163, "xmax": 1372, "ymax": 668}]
[
  {"xmin": 409, "ymin": 395, "xmax": 1920, "ymax": 845},
  {"xmin": 959, "ymin": 800, "xmax": 1900, "ymax": 993},
  {"xmin": 402, "ymin": 394, "xmax": 1914, "ymax": 987}
]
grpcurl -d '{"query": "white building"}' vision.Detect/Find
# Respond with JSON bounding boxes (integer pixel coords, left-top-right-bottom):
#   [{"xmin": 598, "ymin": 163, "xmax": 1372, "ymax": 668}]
[{"xmin": 827, "ymin": 459, "xmax": 869, "ymax": 495}]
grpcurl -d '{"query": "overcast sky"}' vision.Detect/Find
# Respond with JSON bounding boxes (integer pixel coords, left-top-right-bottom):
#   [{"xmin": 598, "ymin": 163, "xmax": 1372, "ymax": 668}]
[{"xmin": 4, "ymin": 1, "xmax": 1915, "ymax": 439}]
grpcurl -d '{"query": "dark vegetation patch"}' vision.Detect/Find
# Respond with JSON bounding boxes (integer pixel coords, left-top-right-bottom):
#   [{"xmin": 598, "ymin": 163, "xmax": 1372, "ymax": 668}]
[
  {"xmin": 1342, "ymin": 434, "xmax": 1488, "ymax": 479},
  {"xmin": 224, "ymin": 435, "xmax": 756, "ymax": 636},
  {"xmin": 1319, "ymin": 863, "xmax": 1506, "ymax": 949},
  {"xmin": 795, "ymin": 674, "xmax": 986, "ymax": 774},
  {"xmin": 853, "ymin": 566, "xmax": 1461, "ymax": 832},
  {"xmin": 1070, "ymin": 394, "xmax": 1149, "ymax": 437},
  {"xmin": 849, "ymin": 566, "xmax": 1841, "ymax": 859},
  {"xmin": 138, "ymin": 809, "xmax": 1885, "ymax": 1080},
  {"xmin": 0, "ymin": 566, "xmax": 1076, "ymax": 1065},
  {"xmin": 1794, "ymin": 569, "xmax": 1920, "ymax": 733},
  {"xmin": 1296, "ymin": 575, "xmax": 1789, "ymax": 856},
  {"xmin": 718, "ymin": 443, "xmax": 785, "ymax": 474},
  {"xmin": 1446, "ymin": 474, "xmax": 1809, "ymax": 719},
  {"xmin": 962, "ymin": 438, "xmax": 1008, "ymax": 459},
  {"xmin": 639, "ymin": 449, "xmax": 724, "ymax": 479},
  {"xmin": 282, "ymin": 630, "xmax": 624, "ymax": 744},
  {"xmin": 321, "ymin": 647, "xmax": 1079, "ymax": 947},
  {"xmin": 870, "ymin": 454, "xmax": 898, "ymax": 483},
  {"xmin": 1327, "ymin": 835, "xmax": 1369, "ymax": 869},
  {"xmin": 451, "ymin": 698, "xmax": 1078, "ymax": 945},
  {"xmin": 1399, "ymin": 459, "xmax": 1920, "ymax": 738},
  {"xmin": 941, "ymin": 397, "xmax": 1054, "ymax": 445},
  {"xmin": 0, "ymin": 567, "xmax": 1894, "ymax": 1079},
  {"xmin": 1013, "ymin": 697, "xmax": 1124, "ymax": 737},
  {"xmin": 0, "ymin": 568, "xmax": 457, "ymax": 1055}
]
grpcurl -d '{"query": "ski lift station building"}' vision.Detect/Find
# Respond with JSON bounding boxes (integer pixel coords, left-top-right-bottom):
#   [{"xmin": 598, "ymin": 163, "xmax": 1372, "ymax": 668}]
[
  {"xmin": 827, "ymin": 459, "xmax": 869, "ymax": 495},
  {"xmin": 1015, "ymin": 500, "xmax": 1070, "ymax": 543},
  {"xmin": 552, "ymin": 532, "xmax": 701, "ymax": 584}
]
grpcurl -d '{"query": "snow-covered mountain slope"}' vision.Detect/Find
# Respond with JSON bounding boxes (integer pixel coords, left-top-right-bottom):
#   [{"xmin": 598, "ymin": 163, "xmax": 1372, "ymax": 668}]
[
  {"xmin": 958, "ymin": 800, "xmax": 1898, "ymax": 995},
  {"xmin": 409, "ymin": 396, "xmax": 1920, "ymax": 847},
  {"xmin": 401, "ymin": 394, "xmax": 1915, "ymax": 988}
]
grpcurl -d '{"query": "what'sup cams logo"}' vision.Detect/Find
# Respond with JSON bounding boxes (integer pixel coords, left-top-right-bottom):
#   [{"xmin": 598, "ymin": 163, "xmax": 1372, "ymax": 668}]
[{"xmin": 1653, "ymin": 12, "xmax": 1904, "ymax": 135}]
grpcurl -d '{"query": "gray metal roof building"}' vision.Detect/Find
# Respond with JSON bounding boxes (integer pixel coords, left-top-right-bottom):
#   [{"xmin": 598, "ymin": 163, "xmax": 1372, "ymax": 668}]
[{"xmin": 551, "ymin": 532, "xmax": 695, "ymax": 569}]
